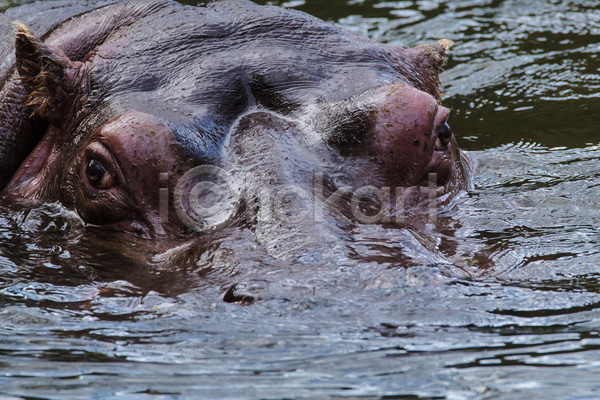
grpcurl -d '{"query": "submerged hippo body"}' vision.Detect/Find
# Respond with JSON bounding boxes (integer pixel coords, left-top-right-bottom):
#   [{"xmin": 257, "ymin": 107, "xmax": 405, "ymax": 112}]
[{"xmin": 0, "ymin": 0, "xmax": 470, "ymax": 270}]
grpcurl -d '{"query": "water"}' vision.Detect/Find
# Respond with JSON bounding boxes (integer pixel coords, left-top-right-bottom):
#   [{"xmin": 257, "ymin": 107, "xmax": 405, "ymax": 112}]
[{"xmin": 1, "ymin": 0, "xmax": 600, "ymax": 398}]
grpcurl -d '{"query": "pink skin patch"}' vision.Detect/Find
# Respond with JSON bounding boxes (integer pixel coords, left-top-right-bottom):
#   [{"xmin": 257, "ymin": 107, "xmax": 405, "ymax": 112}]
[
  {"xmin": 369, "ymin": 83, "xmax": 453, "ymax": 186},
  {"xmin": 3, "ymin": 111, "xmax": 189, "ymax": 237}
]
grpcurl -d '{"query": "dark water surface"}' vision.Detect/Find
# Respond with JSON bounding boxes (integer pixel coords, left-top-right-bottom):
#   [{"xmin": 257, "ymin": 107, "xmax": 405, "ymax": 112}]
[{"xmin": 1, "ymin": 0, "xmax": 600, "ymax": 398}]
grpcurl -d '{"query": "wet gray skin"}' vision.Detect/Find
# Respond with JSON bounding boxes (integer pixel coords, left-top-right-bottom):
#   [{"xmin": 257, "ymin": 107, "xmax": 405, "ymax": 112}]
[
  {"xmin": 3, "ymin": 0, "xmax": 600, "ymax": 398},
  {"xmin": 0, "ymin": 0, "xmax": 469, "ymax": 273}
]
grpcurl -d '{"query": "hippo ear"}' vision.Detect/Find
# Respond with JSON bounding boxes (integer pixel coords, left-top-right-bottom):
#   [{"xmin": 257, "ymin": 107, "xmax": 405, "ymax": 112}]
[
  {"xmin": 414, "ymin": 39, "xmax": 452, "ymax": 70},
  {"xmin": 411, "ymin": 39, "xmax": 453, "ymax": 100},
  {"xmin": 14, "ymin": 23, "xmax": 82, "ymax": 123}
]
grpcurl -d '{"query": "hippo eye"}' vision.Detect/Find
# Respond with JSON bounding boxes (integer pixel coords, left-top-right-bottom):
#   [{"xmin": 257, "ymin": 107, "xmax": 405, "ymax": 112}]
[{"xmin": 86, "ymin": 159, "xmax": 114, "ymax": 189}]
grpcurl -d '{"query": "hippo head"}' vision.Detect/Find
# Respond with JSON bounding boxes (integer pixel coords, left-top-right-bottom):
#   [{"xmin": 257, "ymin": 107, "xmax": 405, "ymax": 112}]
[{"xmin": 0, "ymin": 0, "xmax": 469, "ymax": 247}]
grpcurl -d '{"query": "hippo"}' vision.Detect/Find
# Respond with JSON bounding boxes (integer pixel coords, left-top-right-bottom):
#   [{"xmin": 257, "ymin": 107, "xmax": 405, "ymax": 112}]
[{"xmin": 0, "ymin": 0, "xmax": 470, "ymax": 272}]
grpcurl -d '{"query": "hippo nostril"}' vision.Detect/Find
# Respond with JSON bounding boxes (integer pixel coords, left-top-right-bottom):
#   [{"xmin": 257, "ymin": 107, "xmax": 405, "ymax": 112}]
[{"xmin": 437, "ymin": 122, "xmax": 452, "ymax": 147}]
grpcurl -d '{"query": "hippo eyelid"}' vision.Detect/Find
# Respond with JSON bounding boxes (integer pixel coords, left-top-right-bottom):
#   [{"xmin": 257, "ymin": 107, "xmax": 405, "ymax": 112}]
[
  {"xmin": 428, "ymin": 103, "xmax": 439, "ymax": 137},
  {"xmin": 83, "ymin": 140, "xmax": 125, "ymax": 188},
  {"xmin": 86, "ymin": 159, "xmax": 111, "ymax": 189}
]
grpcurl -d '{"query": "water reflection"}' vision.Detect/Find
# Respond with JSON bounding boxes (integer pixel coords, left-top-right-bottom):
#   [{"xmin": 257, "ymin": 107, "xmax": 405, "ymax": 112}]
[{"xmin": 2, "ymin": 0, "xmax": 600, "ymax": 398}]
